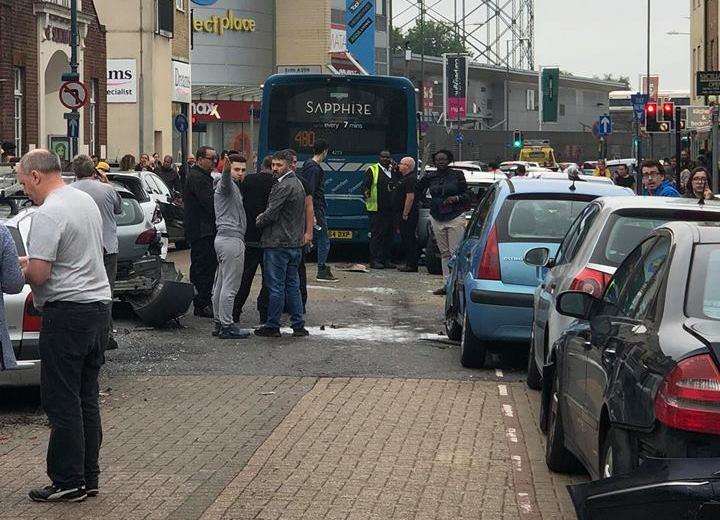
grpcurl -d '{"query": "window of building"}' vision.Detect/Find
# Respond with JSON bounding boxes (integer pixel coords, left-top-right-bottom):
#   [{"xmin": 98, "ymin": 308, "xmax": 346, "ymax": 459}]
[
  {"xmin": 175, "ymin": 0, "xmax": 184, "ymax": 10},
  {"xmin": 559, "ymin": 104, "xmax": 566, "ymax": 117},
  {"xmin": 13, "ymin": 67, "xmax": 23, "ymax": 156},
  {"xmin": 156, "ymin": 0, "xmax": 174, "ymax": 37},
  {"xmin": 89, "ymin": 79, "xmax": 98, "ymax": 156},
  {"xmin": 526, "ymin": 89, "xmax": 536, "ymax": 111}
]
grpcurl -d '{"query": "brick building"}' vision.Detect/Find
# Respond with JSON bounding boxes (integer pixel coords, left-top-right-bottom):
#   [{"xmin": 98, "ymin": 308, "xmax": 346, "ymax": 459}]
[{"xmin": 0, "ymin": 0, "xmax": 107, "ymax": 161}]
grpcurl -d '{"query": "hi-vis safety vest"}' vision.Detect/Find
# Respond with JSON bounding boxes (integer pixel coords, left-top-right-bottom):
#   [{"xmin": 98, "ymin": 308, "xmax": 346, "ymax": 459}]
[{"xmin": 365, "ymin": 164, "xmax": 380, "ymax": 212}]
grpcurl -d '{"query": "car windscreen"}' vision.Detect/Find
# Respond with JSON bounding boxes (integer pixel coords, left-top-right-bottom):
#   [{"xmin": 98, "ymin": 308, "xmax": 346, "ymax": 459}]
[
  {"xmin": 110, "ymin": 178, "xmax": 150, "ymax": 202},
  {"xmin": 686, "ymin": 244, "xmax": 720, "ymax": 321},
  {"xmin": 117, "ymin": 195, "xmax": 145, "ymax": 226},
  {"xmin": 267, "ymin": 81, "xmax": 408, "ymax": 157},
  {"xmin": 497, "ymin": 195, "xmax": 594, "ymax": 243},
  {"xmin": 591, "ymin": 210, "xmax": 720, "ymax": 268}
]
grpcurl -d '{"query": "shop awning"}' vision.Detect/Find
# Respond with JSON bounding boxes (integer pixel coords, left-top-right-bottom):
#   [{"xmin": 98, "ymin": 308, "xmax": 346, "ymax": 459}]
[{"xmin": 192, "ymin": 85, "xmax": 262, "ymax": 101}]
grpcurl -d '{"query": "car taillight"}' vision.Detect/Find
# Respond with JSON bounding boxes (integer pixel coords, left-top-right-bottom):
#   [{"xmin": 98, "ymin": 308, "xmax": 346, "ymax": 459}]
[
  {"xmin": 151, "ymin": 205, "xmax": 162, "ymax": 224},
  {"xmin": 569, "ymin": 267, "xmax": 611, "ymax": 298},
  {"xmin": 655, "ymin": 354, "xmax": 720, "ymax": 435},
  {"xmin": 136, "ymin": 228, "xmax": 158, "ymax": 245},
  {"xmin": 476, "ymin": 225, "xmax": 501, "ymax": 280},
  {"xmin": 23, "ymin": 293, "xmax": 41, "ymax": 333}
]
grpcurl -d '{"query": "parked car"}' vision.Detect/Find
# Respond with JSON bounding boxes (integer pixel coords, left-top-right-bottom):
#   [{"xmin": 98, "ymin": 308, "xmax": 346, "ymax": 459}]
[
  {"xmin": 525, "ymin": 196, "xmax": 720, "ymax": 390},
  {"xmin": 526, "ymin": 171, "xmax": 615, "ymax": 184},
  {"xmin": 444, "ymin": 178, "xmax": 633, "ymax": 368},
  {"xmin": 107, "ymin": 172, "xmax": 186, "ymax": 255},
  {"xmin": 419, "ymin": 167, "xmax": 507, "ymax": 275},
  {"xmin": 542, "ymin": 222, "xmax": 720, "ymax": 480}
]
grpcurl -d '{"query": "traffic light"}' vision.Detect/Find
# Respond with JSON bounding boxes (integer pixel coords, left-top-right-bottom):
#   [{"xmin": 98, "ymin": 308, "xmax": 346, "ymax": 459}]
[
  {"xmin": 644, "ymin": 102, "xmax": 658, "ymax": 132},
  {"xmin": 512, "ymin": 129, "xmax": 523, "ymax": 148},
  {"xmin": 662, "ymin": 101, "xmax": 675, "ymax": 130}
]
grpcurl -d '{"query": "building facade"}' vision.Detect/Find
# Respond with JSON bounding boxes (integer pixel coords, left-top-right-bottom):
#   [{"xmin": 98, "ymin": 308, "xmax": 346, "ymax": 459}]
[
  {"xmin": 95, "ymin": 0, "xmax": 191, "ymax": 163},
  {"xmin": 691, "ymin": 0, "xmax": 718, "ymax": 104},
  {"xmin": 0, "ymin": 0, "xmax": 107, "ymax": 162}
]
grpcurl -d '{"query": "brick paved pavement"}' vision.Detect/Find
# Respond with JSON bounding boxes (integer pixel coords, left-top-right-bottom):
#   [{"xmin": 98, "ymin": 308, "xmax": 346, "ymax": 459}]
[{"xmin": 0, "ymin": 376, "xmax": 584, "ymax": 520}]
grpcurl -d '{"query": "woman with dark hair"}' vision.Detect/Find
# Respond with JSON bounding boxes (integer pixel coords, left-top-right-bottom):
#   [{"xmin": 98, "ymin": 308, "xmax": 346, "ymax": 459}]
[
  {"xmin": 685, "ymin": 167, "xmax": 715, "ymax": 201},
  {"xmin": 119, "ymin": 154, "xmax": 136, "ymax": 172},
  {"xmin": 416, "ymin": 149, "xmax": 469, "ymax": 294}
]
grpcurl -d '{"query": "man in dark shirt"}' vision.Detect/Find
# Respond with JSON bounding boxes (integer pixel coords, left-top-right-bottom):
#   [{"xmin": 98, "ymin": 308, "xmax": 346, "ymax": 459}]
[
  {"xmin": 614, "ymin": 163, "xmax": 635, "ymax": 189},
  {"xmin": 184, "ymin": 146, "xmax": 218, "ymax": 318},
  {"xmin": 155, "ymin": 155, "xmax": 182, "ymax": 193},
  {"xmin": 234, "ymin": 156, "xmax": 276, "ymax": 323},
  {"xmin": 395, "ymin": 157, "xmax": 419, "ymax": 272},
  {"xmin": 363, "ymin": 150, "xmax": 399, "ymax": 269},
  {"xmin": 299, "ymin": 140, "xmax": 337, "ymax": 282}
]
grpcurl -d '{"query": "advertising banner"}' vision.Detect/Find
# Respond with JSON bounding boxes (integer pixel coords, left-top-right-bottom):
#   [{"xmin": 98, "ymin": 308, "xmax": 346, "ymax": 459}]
[
  {"xmin": 541, "ymin": 67, "xmax": 560, "ymax": 123},
  {"xmin": 107, "ymin": 59, "xmax": 137, "ymax": 103},
  {"xmin": 345, "ymin": 0, "xmax": 375, "ymax": 75},
  {"xmin": 444, "ymin": 54, "xmax": 468, "ymax": 121},
  {"xmin": 172, "ymin": 61, "xmax": 192, "ymax": 104}
]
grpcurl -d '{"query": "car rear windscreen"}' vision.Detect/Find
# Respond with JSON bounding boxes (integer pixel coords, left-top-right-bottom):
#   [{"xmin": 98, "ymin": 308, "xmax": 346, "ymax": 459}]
[
  {"xmin": 498, "ymin": 196, "xmax": 593, "ymax": 242},
  {"xmin": 591, "ymin": 210, "xmax": 720, "ymax": 268},
  {"xmin": 687, "ymin": 245, "xmax": 720, "ymax": 320},
  {"xmin": 117, "ymin": 196, "xmax": 145, "ymax": 226}
]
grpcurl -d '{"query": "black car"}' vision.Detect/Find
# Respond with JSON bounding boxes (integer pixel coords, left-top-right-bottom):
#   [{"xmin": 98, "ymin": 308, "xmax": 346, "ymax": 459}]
[{"xmin": 540, "ymin": 221, "xmax": 720, "ymax": 480}]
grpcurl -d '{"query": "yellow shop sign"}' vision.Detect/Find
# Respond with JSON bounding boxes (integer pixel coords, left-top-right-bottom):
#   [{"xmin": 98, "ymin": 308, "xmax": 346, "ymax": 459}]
[{"xmin": 193, "ymin": 11, "xmax": 256, "ymax": 35}]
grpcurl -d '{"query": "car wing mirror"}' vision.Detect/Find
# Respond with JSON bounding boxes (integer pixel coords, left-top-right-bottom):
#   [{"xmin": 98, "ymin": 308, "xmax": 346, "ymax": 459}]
[
  {"xmin": 556, "ymin": 290, "xmax": 597, "ymax": 320},
  {"xmin": 524, "ymin": 247, "xmax": 551, "ymax": 267}
]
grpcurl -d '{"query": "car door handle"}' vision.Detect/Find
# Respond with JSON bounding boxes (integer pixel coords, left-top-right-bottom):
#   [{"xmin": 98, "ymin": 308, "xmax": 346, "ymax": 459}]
[{"xmin": 582, "ymin": 340, "xmax": 592, "ymax": 350}]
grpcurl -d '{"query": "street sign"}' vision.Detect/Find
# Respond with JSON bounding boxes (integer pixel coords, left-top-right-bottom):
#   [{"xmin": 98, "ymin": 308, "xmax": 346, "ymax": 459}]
[
  {"xmin": 174, "ymin": 114, "xmax": 189, "ymax": 133},
  {"xmin": 597, "ymin": 115, "xmax": 612, "ymax": 136},
  {"xmin": 59, "ymin": 81, "xmax": 89, "ymax": 110},
  {"xmin": 67, "ymin": 117, "xmax": 79, "ymax": 139},
  {"xmin": 641, "ymin": 74, "xmax": 660, "ymax": 101},
  {"xmin": 697, "ymin": 71, "xmax": 720, "ymax": 96},
  {"xmin": 455, "ymin": 131, "xmax": 464, "ymax": 144},
  {"xmin": 687, "ymin": 106, "xmax": 713, "ymax": 131},
  {"xmin": 630, "ymin": 93, "xmax": 649, "ymax": 122},
  {"xmin": 541, "ymin": 67, "xmax": 560, "ymax": 123}
]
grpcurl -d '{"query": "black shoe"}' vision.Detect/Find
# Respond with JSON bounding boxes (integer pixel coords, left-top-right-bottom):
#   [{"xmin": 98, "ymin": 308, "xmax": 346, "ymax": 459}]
[
  {"xmin": 292, "ymin": 328, "xmax": 310, "ymax": 337},
  {"xmin": 194, "ymin": 305, "xmax": 214, "ymax": 318},
  {"xmin": 254, "ymin": 326, "xmax": 281, "ymax": 338},
  {"xmin": 211, "ymin": 321, "xmax": 221, "ymax": 337},
  {"xmin": 384, "ymin": 261, "xmax": 397, "ymax": 269},
  {"xmin": 29, "ymin": 485, "xmax": 87, "ymax": 503},
  {"xmin": 316, "ymin": 266, "xmax": 339, "ymax": 283},
  {"xmin": 218, "ymin": 325, "xmax": 251, "ymax": 339},
  {"xmin": 105, "ymin": 336, "xmax": 118, "ymax": 350},
  {"xmin": 433, "ymin": 287, "xmax": 447, "ymax": 296},
  {"xmin": 370, "ymin": 262, "xmax": 385, "ymax": 269},
  {"xmin": 85, "ymin": 483, "xmax": 98, "ymax": 498},
  {"xmin": 398, "ymin": 265, "xmax": 418, "ymax": 273}
]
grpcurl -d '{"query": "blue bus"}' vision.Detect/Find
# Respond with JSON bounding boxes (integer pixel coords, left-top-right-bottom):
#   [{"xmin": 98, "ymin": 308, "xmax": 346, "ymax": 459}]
[{"xmin": 258, "ymin": 74, "xmax": 418, "ymax": 244}]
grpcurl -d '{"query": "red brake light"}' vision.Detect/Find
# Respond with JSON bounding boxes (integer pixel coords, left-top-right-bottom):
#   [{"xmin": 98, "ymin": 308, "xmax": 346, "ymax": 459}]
[
  {"xmin": 23, "ymin": 293, "xmax": 41, "ymax": 333},
  {"xmin": 655, "ymin": 354, "xmax": 720, "ymax": 435},
  {"xmin": 476, "ymin": 225, "xmax": 501, "ymax": 280},
  {"xmin": 569, "ymin": 267, "xmax": 611, "ymax": 298},
  {"xmin": 136, "ymin": 228, "xmax": 158, "ymax": 245}
]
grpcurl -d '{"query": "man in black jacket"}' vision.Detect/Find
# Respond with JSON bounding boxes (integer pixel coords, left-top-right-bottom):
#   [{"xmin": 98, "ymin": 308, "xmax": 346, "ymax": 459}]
[
  {"xmin": 184, "ymin": 146, "xmax": 218, "ymax": 318},
  {"xmin": 363, "ymin": 150, "xmax": 399, "ymax": 269},
  {"xmin": 234, "ymin": 156, "xmax": 276, "ymax": 323}
]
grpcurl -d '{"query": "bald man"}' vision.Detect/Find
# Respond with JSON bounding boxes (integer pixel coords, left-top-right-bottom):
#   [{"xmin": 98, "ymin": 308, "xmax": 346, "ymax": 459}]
[{"xmin": 396, "ymin": 156, "xmax": 419, "ymax": 272}]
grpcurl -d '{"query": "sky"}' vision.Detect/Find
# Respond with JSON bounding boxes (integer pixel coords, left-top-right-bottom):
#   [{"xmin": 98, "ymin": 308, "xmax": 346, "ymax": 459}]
[{"xmin": 392, "ymin": 0, "xmax": 691, "ymax": 92}]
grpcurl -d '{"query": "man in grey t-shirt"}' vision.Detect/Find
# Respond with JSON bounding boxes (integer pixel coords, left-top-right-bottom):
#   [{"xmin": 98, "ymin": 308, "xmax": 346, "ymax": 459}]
[
  {"xmin": 17, "ymin": 149, "xmax": 111, "ymax": 503},
  {"xmin": 71, "ymin": 155, "xmax": 122, "ymax": 350}
]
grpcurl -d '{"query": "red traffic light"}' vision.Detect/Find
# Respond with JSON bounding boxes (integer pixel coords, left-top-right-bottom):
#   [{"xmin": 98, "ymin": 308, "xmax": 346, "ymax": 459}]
[
  {"xmin": 646, "ymin": 102, "xmax": 657, "ymax": 114},
  {"xmin": 662, "ymin": 102, "xmax": 674, "ymax": 119}
]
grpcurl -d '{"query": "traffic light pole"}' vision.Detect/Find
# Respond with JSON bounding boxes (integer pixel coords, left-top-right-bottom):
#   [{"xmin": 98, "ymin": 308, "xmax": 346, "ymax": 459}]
[
  {"xmin": 69, "ymin": 0, "xmax": 79, "ymax": 158},
  {"xmin": 713, "ymin": 108, "xmax": 719, "ymax": 193},
  {"xmin": 674, "ymin": 106, "xmax": 682, "ymax": 185}
]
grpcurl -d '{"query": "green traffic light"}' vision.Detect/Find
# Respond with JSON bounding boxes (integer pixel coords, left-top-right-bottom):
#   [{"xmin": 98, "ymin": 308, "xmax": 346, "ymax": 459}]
[{"xmin": 513, "ymin": 140, "xmax": 522, "ymax": 147}]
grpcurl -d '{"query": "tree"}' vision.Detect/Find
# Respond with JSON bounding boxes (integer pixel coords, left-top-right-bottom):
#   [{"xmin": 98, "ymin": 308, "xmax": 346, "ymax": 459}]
[
  {"xmin": 600, "ymin": 73, "xmax": 631, "ymax": 87},
  {"xmin": 392, "ymin": 21, "xmax": 468, "ymax": 57}
]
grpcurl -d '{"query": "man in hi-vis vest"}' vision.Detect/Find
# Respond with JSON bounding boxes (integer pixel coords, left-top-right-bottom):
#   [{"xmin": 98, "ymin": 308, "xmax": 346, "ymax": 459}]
[{"xmin": 363, "ymin": 150, "xmax": 398, "ymax": 269}]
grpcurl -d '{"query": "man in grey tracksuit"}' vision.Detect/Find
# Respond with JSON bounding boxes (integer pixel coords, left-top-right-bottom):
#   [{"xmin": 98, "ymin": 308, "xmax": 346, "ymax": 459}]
[{"xmin": 211, "ymin": 154, "xmax": 250, "ymax": 339}]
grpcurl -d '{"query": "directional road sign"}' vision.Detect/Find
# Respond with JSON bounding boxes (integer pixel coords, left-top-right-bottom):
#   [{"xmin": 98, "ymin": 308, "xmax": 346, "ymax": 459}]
[
  {"xmin": 67, "ymin": 116, "xmax": 80, "ymax": 139},
  {"xmin": 687, "ymin": 106, "xmax": 713, "ymax": 131},
  {"xmin": 455, "ymin": 131, "xmax": 464, "ymax": 144},
  {"xmin": 174, "ymin": 114, "xmax": 189, "ymax": 133},
  {"xmin": 597, "ymin": 115, "xmax": 612, "ymax": 137},
  {"xmin": 59, "ymin": 81, "xmax": 89, "ymax": 110}
]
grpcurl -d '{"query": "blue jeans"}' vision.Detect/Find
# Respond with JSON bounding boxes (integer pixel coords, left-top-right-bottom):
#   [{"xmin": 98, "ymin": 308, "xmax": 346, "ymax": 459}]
[
  {"xmin": 263, "ymin": 247, "xmax": 304, "ymax": 330},
  {"xmin": 315, "ymin": 226, "xmax": 331, "ymax": 268}
]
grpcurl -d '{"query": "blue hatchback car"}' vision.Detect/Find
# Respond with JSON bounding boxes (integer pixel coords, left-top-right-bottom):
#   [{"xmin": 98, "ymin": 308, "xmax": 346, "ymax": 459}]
[{"xmin": 444, "ymin": 178, "xmax": 633, "ymax": 368}]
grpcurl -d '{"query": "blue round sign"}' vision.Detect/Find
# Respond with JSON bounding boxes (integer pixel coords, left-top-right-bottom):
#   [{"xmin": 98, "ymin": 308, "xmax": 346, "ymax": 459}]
[
  {"xmin": 191, "ymin": 0, "xmax": 218, "ymax": 5},
  {"xmin": 174, "ymin": 114, "xmax": 189, "ymax": 133}
]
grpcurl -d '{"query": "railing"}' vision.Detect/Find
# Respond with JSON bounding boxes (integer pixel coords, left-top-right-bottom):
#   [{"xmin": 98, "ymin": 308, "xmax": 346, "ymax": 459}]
[{"xmin": 43, "ymin": 0, "xmax": 71, "ymax": 8}]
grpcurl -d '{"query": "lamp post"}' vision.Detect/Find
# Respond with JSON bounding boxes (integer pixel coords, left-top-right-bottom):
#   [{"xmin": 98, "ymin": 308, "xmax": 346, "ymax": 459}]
[{"xmin": 61, "ymin": 0, "xmax": 80, "ymax": 159}]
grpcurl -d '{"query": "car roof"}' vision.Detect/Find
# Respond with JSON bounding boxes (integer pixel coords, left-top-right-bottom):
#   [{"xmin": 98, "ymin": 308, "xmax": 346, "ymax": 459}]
[
  {"xmin": 502, "ymin": 178, "xmax": 632, "ymax": 196},
  {"xmin": 595, "ymin": 195, "xmax": 720, "ymax": 212},
  {"xmin": 659, "ymin": 221, "xmax": 720, "ymax": 243}
]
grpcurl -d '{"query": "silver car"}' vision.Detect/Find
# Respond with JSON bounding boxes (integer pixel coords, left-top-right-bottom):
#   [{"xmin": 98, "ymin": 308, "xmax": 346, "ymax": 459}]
[
  {"xmin": 525, "ymin": 196, "xmax": 720, "ymax": 390},
  {"xmin": 0, "ymin": 189, "xmax": 154, "ymax": 387}
]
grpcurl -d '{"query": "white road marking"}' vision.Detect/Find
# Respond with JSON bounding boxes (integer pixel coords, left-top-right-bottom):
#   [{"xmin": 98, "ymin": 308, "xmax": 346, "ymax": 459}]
[
  {"xmin": 517, "ymin": 492, "xmax": 533, "ymax": 513},
  {"xmin": 498, "ymin": 384, "xmax": 508, "ymax": 396},
  {"xmin": 511, "ymin": 455, "xmax": 522, "ymax": 471},
  {"xmin": 495, "ymin": 369, "xmax": 504, "ymax": 378},
  {"xmin": 502, "ymin": 404, "xmax": 514, "ymax": 417},
  {"xmin": 506, "ymin": 427, "xmax": 518, "ymax": 443}
]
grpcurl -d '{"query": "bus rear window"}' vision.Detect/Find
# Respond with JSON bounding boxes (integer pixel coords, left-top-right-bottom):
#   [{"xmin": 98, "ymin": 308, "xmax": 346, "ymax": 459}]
[{"xmin": 267, "ymin": 82, "xmax": 408, "ymax": 156}]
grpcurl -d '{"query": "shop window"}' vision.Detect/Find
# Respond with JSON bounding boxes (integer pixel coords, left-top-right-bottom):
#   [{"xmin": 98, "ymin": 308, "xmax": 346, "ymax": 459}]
[
  {"xmin": 559, "ymin": 104, "xmax": 566, "ymax": 117},
  {"xmin": 13, "ymin": 68, "xmax": 23, "ymax": 156},
  {"xmin": 526, "ymin": 89, "xmax": 536, "ymax": 111},
  {"xmin": 156, "ymin": 0, "xmax": 174, "ymax": 38},
  {"xmin": 89, "ymin": 79, "xmax": 98, "ymax": 156}
]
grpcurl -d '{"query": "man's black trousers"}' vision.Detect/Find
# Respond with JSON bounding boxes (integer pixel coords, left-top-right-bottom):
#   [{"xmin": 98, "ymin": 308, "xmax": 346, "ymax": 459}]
[
  {"xmin": 369, "ymin": 212, "xmax": 394, "ymax": 264},
  {"xmin": 40, "ymin": 301, "xmax": 110, "ymax": 488},
  {"xmin": 398, "ymin": 212, "xmax": 419, "ymax": 270},
  {"xmin": 189, "ymin": 236, "xmax": 217, "ymax": 309}
]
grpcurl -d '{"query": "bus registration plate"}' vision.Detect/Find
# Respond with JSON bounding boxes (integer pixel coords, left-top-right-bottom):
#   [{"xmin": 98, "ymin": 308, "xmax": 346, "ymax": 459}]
[{"xmin": 329, "ymin": 230, "xmax": 353, "ymax": 240}]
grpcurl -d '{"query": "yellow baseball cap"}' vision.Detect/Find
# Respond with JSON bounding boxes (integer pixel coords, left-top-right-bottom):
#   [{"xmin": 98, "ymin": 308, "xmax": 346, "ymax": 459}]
[{"xmin": 96, "ymin": 161, "xmax": 110, "ymax": 172}]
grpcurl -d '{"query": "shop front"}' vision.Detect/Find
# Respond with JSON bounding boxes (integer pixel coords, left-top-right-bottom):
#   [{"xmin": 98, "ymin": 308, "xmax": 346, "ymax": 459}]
[{"xmin": 191, "ymin": 100, "xmax": 260, "ymax": 158}]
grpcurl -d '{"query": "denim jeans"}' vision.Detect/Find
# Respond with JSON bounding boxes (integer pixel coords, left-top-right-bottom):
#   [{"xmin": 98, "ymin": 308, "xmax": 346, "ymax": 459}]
[
  {"xmin": 39, "ymin": 301, "xmax": 110, "ymax": 488},
  {"xmin": 263, "ymin": 248, "xmax": 304, "ymax": 330},
  {"xmin": 314, "ymin": 226, "xmax": 331, "ymax": 269}
]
